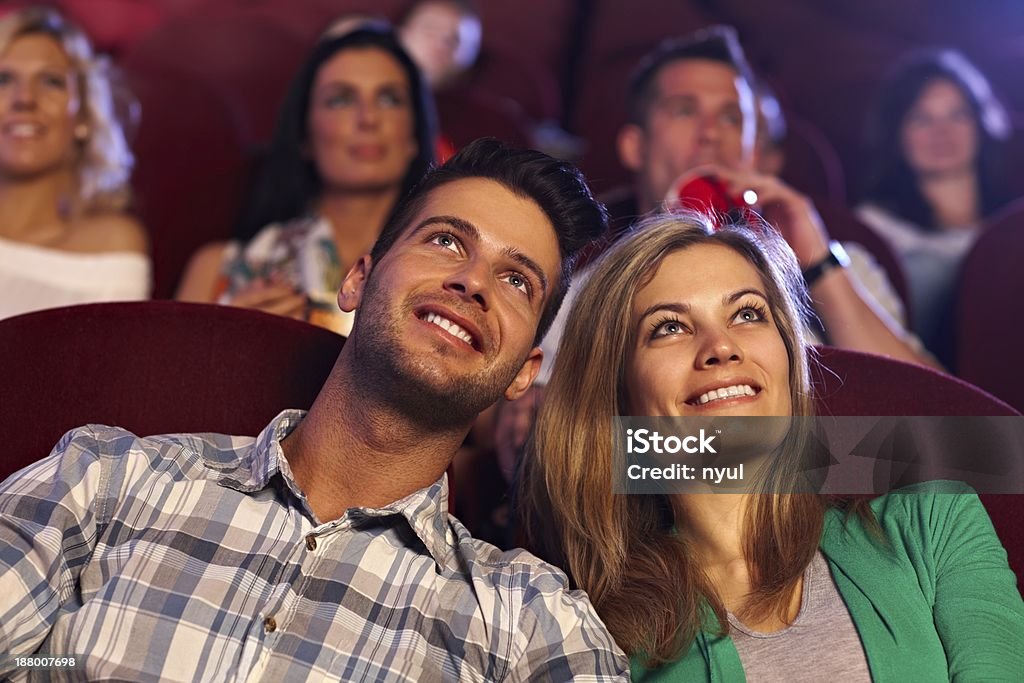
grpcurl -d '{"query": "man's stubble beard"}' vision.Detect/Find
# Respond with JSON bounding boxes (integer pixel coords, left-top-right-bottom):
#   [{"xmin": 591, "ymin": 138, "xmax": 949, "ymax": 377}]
[{"xmin": 349, "ymin": 272, "xmax": 527, "ymax": 431}]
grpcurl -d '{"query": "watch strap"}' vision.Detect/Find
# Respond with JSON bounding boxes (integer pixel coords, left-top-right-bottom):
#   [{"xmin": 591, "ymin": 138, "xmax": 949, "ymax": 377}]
[{"xmin": 802, "ymin": 241, "xmax": 850, "ymax": 287}]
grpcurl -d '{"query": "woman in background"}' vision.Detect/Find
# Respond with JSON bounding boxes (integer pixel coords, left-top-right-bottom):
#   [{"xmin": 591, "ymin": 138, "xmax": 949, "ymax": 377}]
[
  {"xmin": 177, "ymin": 25, "xmax": 435, "ymax": 335},
  {"xmin": 0, "ymin": 7, "xmax": 148, "ymax": 319},
  {"xmin": 858, "ymin": 49, "xmax": 1011, "ymax": 364},
  {"xmin": 518, "ymin": 212, "xmax": 1024, "ymax": 681}
]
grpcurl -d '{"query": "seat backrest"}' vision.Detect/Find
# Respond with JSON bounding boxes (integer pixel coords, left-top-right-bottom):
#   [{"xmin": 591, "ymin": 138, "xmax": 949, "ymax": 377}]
[
  {"xmin": 468, "ymin": 47, "xmax": 561, "ymax": 122},
  {"xmin": 779, "ymin": 116, "xmax": 847, "ymax": 204},
  {"xmin": 123, "ymin": 63, "xmax": 251, "ymax": 298},
  {"xmin": 811, "ymin": 346, "xmax": 1022, "ymax": 581},
  {"xmin": 121, "ymin": 11, "xmax": 308, "ymax": 147},
  {"xmin": 435, "ymin": 88, "xmax": 531, "ymax": 149},
  {"xmin": 0, "ymin": 302, "xmax": 342, "ymax": 479},
  {"xmin": 812, "ymin": 346, "xmax": 1017, "ymax": 418},
  {"xmin": 957, "ymin": 198, "xmax": 1024, "ymax": 414}
]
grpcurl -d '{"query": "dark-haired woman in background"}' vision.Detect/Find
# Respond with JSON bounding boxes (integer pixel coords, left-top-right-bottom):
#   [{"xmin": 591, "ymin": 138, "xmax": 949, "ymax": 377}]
[
  {"xmin": 857, "ymin": 49, "xmax": 1011, "ymax": 365},
  {"xmin": 177, "ymin": 24, "xmax": 435, "ymax": 335}
]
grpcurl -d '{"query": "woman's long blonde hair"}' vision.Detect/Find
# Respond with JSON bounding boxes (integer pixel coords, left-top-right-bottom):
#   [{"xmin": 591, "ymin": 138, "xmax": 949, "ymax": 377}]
[
  {"xmin": 0, "ymin": 7, "xmax": 133, "ymax": 212},
  {"xmin": 518, "ymin": 211, "xmax": 828, "ymax": 666}
]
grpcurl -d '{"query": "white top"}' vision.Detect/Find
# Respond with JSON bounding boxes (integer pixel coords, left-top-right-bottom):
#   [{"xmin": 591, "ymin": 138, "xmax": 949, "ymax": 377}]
[
  {"xmin": 0, "ymin": 235, "xmax": 151, "ymax": 320},
  {"xmin": 856, "ymin": 203, "xmax": 978, "ymax": 350}
]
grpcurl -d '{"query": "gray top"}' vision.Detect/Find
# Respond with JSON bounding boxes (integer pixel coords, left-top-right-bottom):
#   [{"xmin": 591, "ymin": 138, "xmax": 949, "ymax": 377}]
[
  {"xmin": 857, "ymin": 202, "xmax": 978, "ymax": 352},
  {"xmin": 728, "ymin": 551, "xmax": 872, "ymax": 682}
]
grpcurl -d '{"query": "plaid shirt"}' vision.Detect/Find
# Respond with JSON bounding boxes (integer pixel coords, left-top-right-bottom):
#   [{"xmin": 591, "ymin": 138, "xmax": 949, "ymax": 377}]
[{"xmin": 0, "ymin": 411, "xmax": 628, "ymax": 682}]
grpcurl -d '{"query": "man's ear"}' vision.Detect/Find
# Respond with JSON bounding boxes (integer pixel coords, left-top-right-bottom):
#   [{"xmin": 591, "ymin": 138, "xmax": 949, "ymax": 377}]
[
  {"xmin": 504, "ymin": 346, "xmax": 544, "ymax": 401},
  {"xmin": 338, "ymin": 254, "xmax": 373, "ymax": 313},
  {"xmin": 617, "ymin": 123, "xmax": 645, "ymax": 173}
]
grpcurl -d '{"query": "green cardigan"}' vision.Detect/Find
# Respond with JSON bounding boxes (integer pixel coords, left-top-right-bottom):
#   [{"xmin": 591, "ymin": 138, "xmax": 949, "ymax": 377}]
[{"xmin": 633, "ymin": 482, "xmax": 1024, "ymax": 682}]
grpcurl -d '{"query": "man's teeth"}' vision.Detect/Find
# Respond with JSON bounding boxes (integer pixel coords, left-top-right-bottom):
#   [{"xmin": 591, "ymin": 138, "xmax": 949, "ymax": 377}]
[
  {"xmin": 423, "ymin": 312, "xmax": 473, "ymax": 345},
  {"xmin": 696, "ymin": 384, "xmax": 756, "ymax": 405}
]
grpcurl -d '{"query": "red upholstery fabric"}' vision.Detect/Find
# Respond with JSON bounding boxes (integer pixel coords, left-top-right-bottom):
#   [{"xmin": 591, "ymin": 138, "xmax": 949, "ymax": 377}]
[
  {"xmin": 475, "ymin": 0, "xmax": 576, "ymax": 86},
  {"xmin": 0, "ymin": 302, "xmax": 342, "ymax": 480},
  {"xmin": 122, "ymin": 12, "xmax": 308, "ymax": 147},
  {"xmin": 0, "ymin": 301, "xmax": 458, "ymax": 510},
  {"xmin": 435, "ymin": 88, "xmax": 531, "ymax": 150},
  {"xmin": 123, "ymin": 63, "xmax": 250, "ymax": 298},
  {"xmin": 812, "ymin": 346, "xmax": 1023, "ymax": 581},
  {"xmin": 468, "ymin": 47, "xmax": 562, "ymax": 122},
  {"xmin": 569, "ymin": 1, "xmax": 715, "ymax": 195},
  {"xmin": 779, "ymin": 116, "xmax": 846, "ymax": 203},
  {"xmin": 957, "ymin": 198, "xmax": 1024, "ymax": 414},
  {"xmin": 54, "ymin": 0, "xmax": 167, "ymax": 55}
]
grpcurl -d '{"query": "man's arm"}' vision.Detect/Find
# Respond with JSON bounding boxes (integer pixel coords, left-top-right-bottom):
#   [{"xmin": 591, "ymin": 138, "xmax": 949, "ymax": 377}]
[
  {"xmin": 507, "ymin": 571, "xmax": 630, "ymax": 682},
  {"xmin": 0, "ymin": 427, "xmax": 111, "ymax": 667},
  {"xmin": 697, "ymin": 165, "xmax": 939, "ymax": 369},
  {"xmin": 807, "ymin": 245, "xmax": 941, "ymax": 369}
]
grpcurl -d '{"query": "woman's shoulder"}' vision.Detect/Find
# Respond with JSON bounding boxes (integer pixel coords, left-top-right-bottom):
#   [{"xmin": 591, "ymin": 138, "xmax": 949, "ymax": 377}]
[
  {"xmin": 70, "ymin": 211, "xmax": 148, "ymax": 255},
  {"xmin": 827, "ymin": 481, "xmax": 986, "ymax": 548}
]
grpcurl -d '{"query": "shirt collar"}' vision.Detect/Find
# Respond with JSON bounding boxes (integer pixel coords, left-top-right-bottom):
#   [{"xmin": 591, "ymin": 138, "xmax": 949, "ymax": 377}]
[
  {"xmin": 206, "ymin": 409, "xmax": 305, "ymax": 492},
  {"xmin": 351, "ymin": 474, "xmax": 453, "ymax": 570},
  {"xmin": 211, "ymin": 409, "xmax": 454, "ymax": 569}
]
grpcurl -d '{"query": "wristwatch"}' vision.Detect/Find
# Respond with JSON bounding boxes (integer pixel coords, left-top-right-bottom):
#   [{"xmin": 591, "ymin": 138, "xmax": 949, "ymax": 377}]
[{"xmin": 802, "ymin": 241, "xmax": 850, "ymax": 288}]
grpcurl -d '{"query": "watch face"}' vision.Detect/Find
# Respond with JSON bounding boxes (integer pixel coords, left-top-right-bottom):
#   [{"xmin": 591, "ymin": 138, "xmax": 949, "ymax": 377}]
[{"xmin": 829, "ymin": 241, "xmax": 851, "ymax": 268}]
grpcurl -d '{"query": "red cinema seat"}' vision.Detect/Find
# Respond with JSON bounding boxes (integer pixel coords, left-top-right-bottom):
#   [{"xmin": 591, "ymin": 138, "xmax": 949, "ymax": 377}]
[
  {"xmin": 0, "ymin": 301, "xmax": 456, "ymax": 510},
  {"xmin": 122, "ymin": 12, "xmax": 308, "ymax": 147},
  {"xmin": 0, "ymin": 302, "xmax": 342, "ymax": 480},
  {"xmin": 779, "ymin": 116, "xmax": 847, "ymax": 204},
  {"xmin": 123, "ymin": 63, "xmax": 250, "ymax": 298},
  {"xmin": 957, "ymin": 198, "xmax": 1024, "ymax": 414},
  {"xmin": 812, "ymin": 346, "xmax": 1023, "ymax": 582}
]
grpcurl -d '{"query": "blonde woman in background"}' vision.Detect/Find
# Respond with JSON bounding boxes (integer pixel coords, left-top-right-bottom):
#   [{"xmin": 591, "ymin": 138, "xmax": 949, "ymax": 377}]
[{"xmin": 0, "ymin": 6, "xmax": 148, "ymax": 319}]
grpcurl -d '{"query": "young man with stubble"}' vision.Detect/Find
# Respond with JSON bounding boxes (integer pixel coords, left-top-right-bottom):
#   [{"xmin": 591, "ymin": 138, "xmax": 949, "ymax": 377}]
[{"xmin": 0, "ymin": 139, "xmax": 629, "ymax": 682}]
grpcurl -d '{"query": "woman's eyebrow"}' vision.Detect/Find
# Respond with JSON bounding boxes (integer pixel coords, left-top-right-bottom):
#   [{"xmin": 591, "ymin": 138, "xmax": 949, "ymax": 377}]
[
  {"xmin": 724, "ymin": 288, "xmax": 768, "ymax": 305},
  {"xmin": 637, "ymin": 302, "xmax": 689, "ymax": 322}
]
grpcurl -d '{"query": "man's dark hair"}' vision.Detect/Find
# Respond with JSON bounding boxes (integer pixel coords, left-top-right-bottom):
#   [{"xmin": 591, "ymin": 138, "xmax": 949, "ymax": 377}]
[
  {"xmin": 626, "ymin": 25, "xmax": 754, "ymax": 126},
  {"xmin": 370, "ymin": 138, "xmax": 607, "ymax": 344}
]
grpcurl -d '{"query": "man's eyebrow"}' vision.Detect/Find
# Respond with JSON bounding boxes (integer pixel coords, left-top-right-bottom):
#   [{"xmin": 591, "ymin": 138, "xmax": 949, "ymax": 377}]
[
  {"xmin": 409, "ymin": 215, "xmax": 549, "ymax": 297},
  {"xmin": 409, "ymin": 215, "xmax": 480, "ymax": 242},
  {"xmin": 502, "ymin": 247, "xmax": 548, "ymax": 297}
]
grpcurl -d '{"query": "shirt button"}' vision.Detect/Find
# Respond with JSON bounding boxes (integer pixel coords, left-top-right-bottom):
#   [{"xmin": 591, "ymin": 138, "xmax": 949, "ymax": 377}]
[
  {"xmin": 264, "ymin": 616, "xmax": 277, "ymax": 633},
  {"xmin": 305, "ymin": 535, "xmax": 317, "ymax": 551}
]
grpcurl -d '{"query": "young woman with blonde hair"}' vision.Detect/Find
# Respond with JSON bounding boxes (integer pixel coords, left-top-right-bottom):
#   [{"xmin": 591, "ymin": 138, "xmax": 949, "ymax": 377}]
[
  {"xmin": 518, "ymin": 211, "xmax": 1023, "ymax": 680},
  {"xmin": 0, "ymin": 6, "xmax": 148, "ymax": 318}
]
